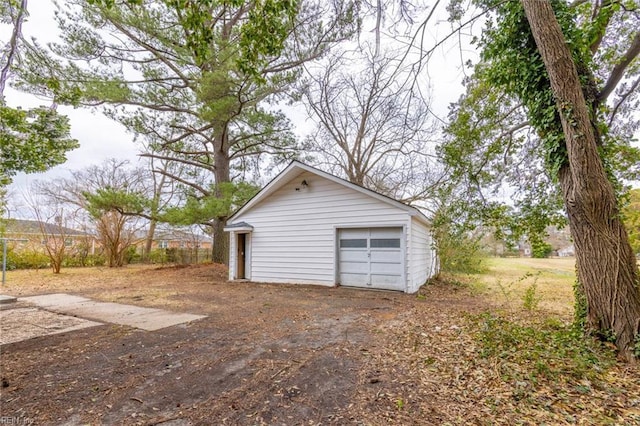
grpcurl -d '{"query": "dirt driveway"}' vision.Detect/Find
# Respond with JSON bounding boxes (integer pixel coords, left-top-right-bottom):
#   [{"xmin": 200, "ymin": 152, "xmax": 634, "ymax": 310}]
[{"xmin": 0, "ymin": 264, "xmax": 473, "ymax": 425}]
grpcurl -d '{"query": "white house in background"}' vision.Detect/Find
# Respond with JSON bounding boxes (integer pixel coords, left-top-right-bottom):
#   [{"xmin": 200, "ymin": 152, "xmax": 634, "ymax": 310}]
[
  {"xmin": 557, "ymin": 244, "xmax": 575, "ymax": 257},
  {"xmin": 224, "ymin": 161, "xmax": 439, "ymax": 294}
]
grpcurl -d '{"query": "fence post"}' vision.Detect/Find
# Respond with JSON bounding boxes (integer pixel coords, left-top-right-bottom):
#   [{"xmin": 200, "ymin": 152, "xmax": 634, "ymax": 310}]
[{"xmin": 2, "ymin": 239, "xmax": 7, "ymax": 285}]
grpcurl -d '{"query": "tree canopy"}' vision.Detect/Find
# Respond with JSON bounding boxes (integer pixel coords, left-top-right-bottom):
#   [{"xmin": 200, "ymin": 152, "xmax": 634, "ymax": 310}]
[
  {"xmin": 302, "ymin": 48, "xmax": 442, "ymax": 203},
  {"xmin": 14, "ymin": 0, "xmax": 356, "ymax": 261},
  {"xmin": 443, "ymin": 0, "xmax": 640, "ymax": 240},
  {"xmin": 0, "ymin": 0, "xmax": 78, "ymax": 188}
]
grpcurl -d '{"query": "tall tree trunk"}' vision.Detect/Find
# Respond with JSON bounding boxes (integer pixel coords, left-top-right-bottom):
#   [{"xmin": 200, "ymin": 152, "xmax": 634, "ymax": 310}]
[
  {"xmin": 211, "ymin": 218, "xmax": 227, "ymax": 264},
  {"xmin": 522, "ymin": 0, "xmax": 640, "ymax": 360},
  {"xmin": 212, "ymin": 129, "xmax": 231, "ymax": 265},
  {"xmin": 144, "ymin": 218, "xmax": 157, "ymax": 262},
  {"xmin": 144, "ymin": 169, "xmax": 166, "ymax": 262}
]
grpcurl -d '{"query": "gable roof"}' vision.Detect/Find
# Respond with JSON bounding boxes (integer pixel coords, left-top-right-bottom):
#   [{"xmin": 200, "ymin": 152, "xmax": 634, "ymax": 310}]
[
  {"xmin": 228, "ymin": 161, "xmax": 430, "ymax": 225},
  {"xmin": 3, "ymin": 219, "xmax": 92, "ymax": 237}
]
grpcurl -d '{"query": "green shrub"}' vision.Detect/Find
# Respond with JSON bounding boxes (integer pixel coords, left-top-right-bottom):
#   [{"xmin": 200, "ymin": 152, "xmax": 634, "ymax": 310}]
[
  {"xmin": 124, "ymin": 245, "xmax": 140, "ymax": 264},
  {"xmin": 433, "ymin": 226, "xmax": 487, "ymax": 274},
  {"xmin": 61, "ymin": 253, "xmax": 106, "ymax": 267},
  {"xmin": 531, "ymin": 241, "xmax": 553, "ymax": 258},
  {"xmin": 5, "ymin": 248, "xmax": 50, "ymax": 270},
  {"xmin": 84, "ymin": 253, "xmax": 106, "ymax": 267},
  {"xmin": 522, "ymin": 282, "xmax": 541, "ymax": 311},
  {"xmin": 148, "ymin": 249, "xmax": 168, "ymax": 264}
]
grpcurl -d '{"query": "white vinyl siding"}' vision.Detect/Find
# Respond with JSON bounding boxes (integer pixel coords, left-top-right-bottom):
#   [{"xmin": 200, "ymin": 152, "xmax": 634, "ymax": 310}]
[
  {"xmin": 231, "ymin": 171, "xmax": 409, "ymax": 285},
  {"xmin": 408, "ymin": 218, "xmax": 437, "ymax": 293}
]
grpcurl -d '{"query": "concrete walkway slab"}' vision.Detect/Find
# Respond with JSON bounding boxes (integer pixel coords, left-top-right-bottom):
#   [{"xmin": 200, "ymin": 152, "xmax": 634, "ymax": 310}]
[
  {"xmin": 0, "ymin": 294, "xmax": 18, "ymax": 304},
  {"xmin": 20, "ymin": 293, "xmax": 91, "ymax": 309},
  {"xmin": 0, "ymin": 307, "xmax": 102, "ymax": 345},
  {"xmin": 20, "ymin": 293, "xmax": 206, "ymax": 331}
]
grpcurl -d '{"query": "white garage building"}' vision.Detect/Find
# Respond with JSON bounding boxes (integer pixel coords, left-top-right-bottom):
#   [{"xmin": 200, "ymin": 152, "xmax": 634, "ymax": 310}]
[{"xmin": 224, "ymin": 161, "xmax": 438, "ymax": 293}]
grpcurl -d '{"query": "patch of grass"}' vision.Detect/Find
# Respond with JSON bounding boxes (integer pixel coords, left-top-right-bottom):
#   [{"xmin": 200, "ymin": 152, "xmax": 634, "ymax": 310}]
[{"xmin": 478, "ymin": 258, "xmax": 576, "ymax": 316}]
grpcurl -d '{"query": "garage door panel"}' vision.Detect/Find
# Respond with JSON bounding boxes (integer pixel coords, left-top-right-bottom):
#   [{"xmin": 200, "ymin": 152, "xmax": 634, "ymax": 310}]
[
  {"xmin": 371, "ymin": 274, "xmax": 405, "ymax": 288},
  {"xmin": 370, "ymin": 262, "xmax": 402, "ymax": 275},
  {"xmin": 340, "ymin": 229, "xmax": 368, "ymax": 239},
  {"xmin": 370, "ymin": 250, "xmax": 402, "ymax": 263},
  {"xmin": 339, "ymin": 261, "xmax": 369, "ymax": 274},
  {"xmin": 340, "ymin": 251, "xmax": 369, "ymax": 262},
  {"xmin": 370, "ymin": 228, "xmax": 401, "ymax": 238},
  {"xmin": 340, "ymin": 273, "xmax": 369, "ymax": 286},
  {"xmin": 338, "ymin": 227, "xmax": 404, "ymax": 291}
]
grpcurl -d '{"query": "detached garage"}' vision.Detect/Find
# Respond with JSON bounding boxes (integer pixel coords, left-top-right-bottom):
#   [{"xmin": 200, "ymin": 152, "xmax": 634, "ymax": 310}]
[{"xmin": 224, "ymin": 161, "xmax": 438, "ymax": 293}]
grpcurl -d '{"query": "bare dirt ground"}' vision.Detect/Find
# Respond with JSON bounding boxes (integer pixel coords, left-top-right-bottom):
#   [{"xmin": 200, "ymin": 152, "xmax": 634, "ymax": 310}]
[{"xmin": 0, "ymin": 263, "xmax": 638, "ymax": 425}]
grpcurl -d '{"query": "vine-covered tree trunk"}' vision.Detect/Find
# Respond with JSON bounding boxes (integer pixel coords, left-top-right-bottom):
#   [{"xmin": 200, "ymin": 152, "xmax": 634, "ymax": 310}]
[{"xmin": 522, "ymin": 0, "xmax": 640, "ymax": 360}]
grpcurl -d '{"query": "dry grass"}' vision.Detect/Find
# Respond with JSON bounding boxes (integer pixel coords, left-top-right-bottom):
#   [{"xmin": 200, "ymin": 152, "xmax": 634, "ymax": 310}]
[
  {"xmin": 473, "ymin": 257, "xmax": 576, "ymax": 318},
  {"xmin": 3, "ymin": 264, "xmax": 159, "ymax": 292},
  {"xmin": 0, "ymin": 263, "xmax": 226, "ymax": 310}
]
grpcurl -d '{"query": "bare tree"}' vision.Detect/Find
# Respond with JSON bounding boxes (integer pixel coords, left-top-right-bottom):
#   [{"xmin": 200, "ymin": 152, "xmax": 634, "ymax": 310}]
[
  {"xmin": 92, "ymin": 210, "xmax": 140, "ymax": 267},
  {"xmin": 25, "ymin": 195, "xmax": 72, "ymax": 274},
  {"xmin": 33, "ymin": 159, "xmax": 149, "ymax": 267},
  {"xmin": 302, "ymin": 48, "xmax": 443, "ymax": 203},
  {"xmin": 139, "ymin": 154, "xmax": 183, "ymax": 261}
]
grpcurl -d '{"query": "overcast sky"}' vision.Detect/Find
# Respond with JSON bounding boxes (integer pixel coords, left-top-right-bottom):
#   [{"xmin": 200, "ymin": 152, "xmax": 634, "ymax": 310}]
[
  {"xmin": 3, "ymin": 2, "xmax": 141, "ymax": 189},
  {"xmin": 2, "ymin": 1, "xmax": 473, "ymax": 216}
]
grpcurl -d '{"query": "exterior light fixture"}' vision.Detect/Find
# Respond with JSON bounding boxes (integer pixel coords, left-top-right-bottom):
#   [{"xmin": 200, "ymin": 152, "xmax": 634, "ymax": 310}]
[{"xmin": 295, "ymin": 180, "xmax": 309, "ymax": 192}]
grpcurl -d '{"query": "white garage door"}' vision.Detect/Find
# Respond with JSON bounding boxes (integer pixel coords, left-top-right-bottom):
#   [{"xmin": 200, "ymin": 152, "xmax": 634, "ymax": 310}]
[{"xmin": 338, "ymin": 227, "xmax": 404, "ymax": 291}]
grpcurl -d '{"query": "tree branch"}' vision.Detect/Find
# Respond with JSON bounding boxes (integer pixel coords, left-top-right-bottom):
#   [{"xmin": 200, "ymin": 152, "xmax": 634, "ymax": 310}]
[
  {"xmin": 608, "ymin": 75, "xmax": 640, "ymax": 126},
  {"xmin": 0, "ymin": 0, "xmax": 27, "ymax": 99},
  {"xmin": 597, "ymin": 31, "xmax": 640, "ymax": 103}
]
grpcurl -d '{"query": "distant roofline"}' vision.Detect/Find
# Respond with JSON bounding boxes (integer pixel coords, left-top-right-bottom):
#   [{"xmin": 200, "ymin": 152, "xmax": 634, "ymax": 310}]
[{"xmin": 3, "ymin": 218, "xmax": 93, "ymax": 236}]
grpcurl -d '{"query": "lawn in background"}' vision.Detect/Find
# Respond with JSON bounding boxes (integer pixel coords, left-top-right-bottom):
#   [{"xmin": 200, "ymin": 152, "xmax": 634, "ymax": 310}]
[{"xmin": 474, "ymin": 257, "xmax": 576, "ymax": 318}]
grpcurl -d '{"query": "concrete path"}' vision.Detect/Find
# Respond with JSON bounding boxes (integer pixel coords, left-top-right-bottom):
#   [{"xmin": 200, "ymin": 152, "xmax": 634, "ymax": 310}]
[
  {"xmin": 19, "ymin": 293, "xmax": 207, "ymax": 331},
  {"xmin": 0, "ymin": 307, "xmax": 101, "ymax": 345},
  {"xmin": 0, "ymin": 294, "xmax": 17, "ymax": 304}
]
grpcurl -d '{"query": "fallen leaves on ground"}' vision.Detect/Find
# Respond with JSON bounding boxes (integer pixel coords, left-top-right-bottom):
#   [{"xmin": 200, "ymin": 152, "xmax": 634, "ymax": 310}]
[{"xmin": 345, "ymin": 280, "xmax": 640, "ymax": 425}]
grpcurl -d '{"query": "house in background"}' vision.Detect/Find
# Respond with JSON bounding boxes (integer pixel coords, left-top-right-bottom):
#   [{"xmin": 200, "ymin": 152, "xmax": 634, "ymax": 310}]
[
  {"xmin": 557, "ymin": 244, "xmax": 575, "ymax": 257},
  {"xmin": 224, "ymin": 161, "xmax": 439, "ymax": 294},
  {"xmin": 2, "ymin": 219, "xmax": 96, "ymax": 253},
  {"xmin": 149, "ymin": 228, "xmax": 212, "ymax": 251}
]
